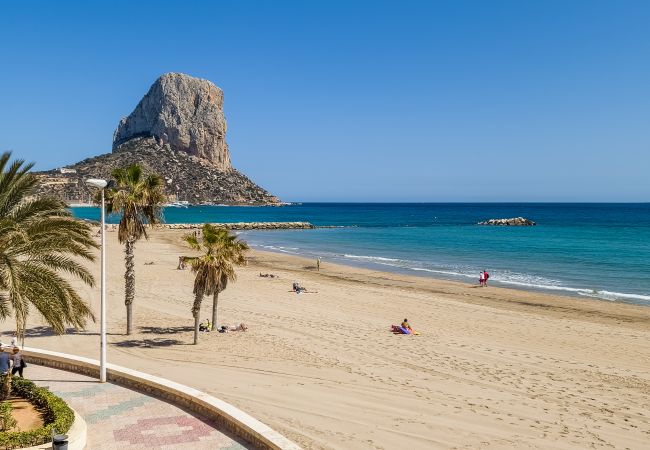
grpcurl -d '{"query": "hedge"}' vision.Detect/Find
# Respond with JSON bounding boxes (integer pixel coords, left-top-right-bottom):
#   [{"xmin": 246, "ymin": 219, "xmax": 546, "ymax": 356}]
[{"xmin": 0, "ymin": 377, "xmax": 74, "ymax": 449}]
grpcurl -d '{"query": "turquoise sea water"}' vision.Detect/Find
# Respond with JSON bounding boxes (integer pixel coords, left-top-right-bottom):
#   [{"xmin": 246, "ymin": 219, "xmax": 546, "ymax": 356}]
[{"xmin": 71, "ymin": 203, "xmax": 650, "ymax": 306}]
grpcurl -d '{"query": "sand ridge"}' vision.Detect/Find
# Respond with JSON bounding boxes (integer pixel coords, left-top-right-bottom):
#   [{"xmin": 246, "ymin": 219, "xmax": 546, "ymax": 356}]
[{"xmin": 3, "ymin": 228, "xmax": 649, "ymax": 449}]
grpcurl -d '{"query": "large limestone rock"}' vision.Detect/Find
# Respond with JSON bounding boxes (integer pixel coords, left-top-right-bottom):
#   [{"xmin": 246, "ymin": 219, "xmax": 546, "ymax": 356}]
[{"xmin": 113, "ymin": 73, "xmax": 232, "ymax": 170}]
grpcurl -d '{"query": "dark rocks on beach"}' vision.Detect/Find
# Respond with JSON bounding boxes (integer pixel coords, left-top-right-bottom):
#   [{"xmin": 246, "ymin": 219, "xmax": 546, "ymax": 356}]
[
  {"xmin": 32, "ymin": 73, "xmax": 280, "ymax": 205},
  {"xmin": 478, "ymin": 217, "xmax": 536, "ymax": 226}
]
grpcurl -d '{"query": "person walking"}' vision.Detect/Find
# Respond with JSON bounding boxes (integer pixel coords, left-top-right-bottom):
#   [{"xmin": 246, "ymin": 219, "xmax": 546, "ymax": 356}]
[
  {"xmin": 0, "ymin": 349, "xmax": 9, "ymax": 400},
  {"xmin": 316, "ymin": 258, "xmax": 321, "ymax": 271},
  {"xmin": 0, "ymin": 349, "xmax": 9, "ymax": 376},
  {"xmin": 11, "ymin": 348, "xmax": 24, "ymax": 378},
  {"xmin": 479, "ymin": 271, "xmax": 485, "ymax": 287},
  {"xmin": 483, "ymin": 270, "xmax": 490, "ymax": 287}
]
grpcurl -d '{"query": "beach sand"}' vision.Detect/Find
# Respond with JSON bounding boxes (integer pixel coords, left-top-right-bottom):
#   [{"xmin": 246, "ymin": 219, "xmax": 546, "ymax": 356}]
[{"xmin": 3, "ymin": 228, "xmax": 650, "ymax": 449}]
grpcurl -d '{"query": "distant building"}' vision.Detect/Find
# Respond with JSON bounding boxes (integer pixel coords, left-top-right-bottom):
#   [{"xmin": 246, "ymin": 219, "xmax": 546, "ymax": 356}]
[{"xmin": 59, "ymin": 168, "xmax": 77, "ymax": 174}]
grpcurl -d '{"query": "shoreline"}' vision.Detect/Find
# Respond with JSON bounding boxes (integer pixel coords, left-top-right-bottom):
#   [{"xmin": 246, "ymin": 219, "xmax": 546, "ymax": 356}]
[
  {"xmin": 245, "ymin": 247, "xmax": 650, "ymax": 331},
  {"xmin": 7, "ymin": 228, "xmax": 649, "ymax": 449},
  {"xmin": 243, "ymin": 242, "xmax": 650, "ymax": 308}
]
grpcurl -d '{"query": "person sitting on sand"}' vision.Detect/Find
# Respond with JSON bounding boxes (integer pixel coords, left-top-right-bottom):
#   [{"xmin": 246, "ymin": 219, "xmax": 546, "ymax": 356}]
[
  {"xmin": 401, "ymin": 318, "xmax": 412, "ymax": 331},
  {"xmin": 199, "ymin": 319, "xmax": 211, "ymax": 332}
]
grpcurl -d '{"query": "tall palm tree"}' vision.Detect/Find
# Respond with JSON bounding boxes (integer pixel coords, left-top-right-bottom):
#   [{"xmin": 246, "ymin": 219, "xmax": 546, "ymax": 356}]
[
  {"xmin": 105, "ymin": 164, "xmax": 165, "ymax": 335},
  {"xmin": 184, "ymin": 224, "xmax": 248, "ymax": 344},
  {"xmin": 0, "ymin": 152, "xmax": 97, "ymax": 336}
]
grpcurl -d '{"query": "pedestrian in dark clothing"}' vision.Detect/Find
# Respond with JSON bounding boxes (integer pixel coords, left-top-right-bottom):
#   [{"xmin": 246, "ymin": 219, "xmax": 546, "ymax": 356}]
[{"xmin": 11, "ymin": 348, "xmax": 24, "ymax": 377}]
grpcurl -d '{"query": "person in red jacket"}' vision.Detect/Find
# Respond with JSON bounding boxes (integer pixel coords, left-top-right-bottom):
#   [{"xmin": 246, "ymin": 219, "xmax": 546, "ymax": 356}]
[{"xmin": 483, "ymin": 270, "xmax": 490, "ymax": 287}]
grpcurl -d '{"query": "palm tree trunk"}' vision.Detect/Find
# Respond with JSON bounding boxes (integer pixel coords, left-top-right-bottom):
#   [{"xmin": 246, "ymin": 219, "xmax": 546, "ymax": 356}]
[
  {"xmin": 124, "ymin": 238, "xmax": 136, "ymax": 335},
  {"xmin": 192, "ymin": 291, "xmax": 203, "ymax": 345},
  {"xmin": 211, "ymin": 291, "xmax": 219, "ymax": 329}
]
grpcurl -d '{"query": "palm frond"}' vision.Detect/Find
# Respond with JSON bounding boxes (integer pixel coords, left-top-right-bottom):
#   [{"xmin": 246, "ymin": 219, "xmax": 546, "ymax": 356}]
[{"xmin": 0, "ymin": 151, "xmax": 96, "ymax": 335}]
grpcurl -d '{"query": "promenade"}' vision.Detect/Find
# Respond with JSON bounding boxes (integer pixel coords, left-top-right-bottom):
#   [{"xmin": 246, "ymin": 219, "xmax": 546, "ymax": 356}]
[{"xmin": 27, "ymin": 364, "xmax": 250, "ymax": 450}]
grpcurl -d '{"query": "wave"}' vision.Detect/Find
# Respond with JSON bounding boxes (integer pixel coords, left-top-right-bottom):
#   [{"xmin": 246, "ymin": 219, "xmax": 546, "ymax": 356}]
[
  {"xmin": 258, "ymin": 244, "xmax": 300, "ymax": 253},
  {"xmin": 410, "ymin": 267, "xmax": 476, "ymax": 278},
  {"xmin": 343, "ymin": 254, "xmax": 401, "ymax": 263}
]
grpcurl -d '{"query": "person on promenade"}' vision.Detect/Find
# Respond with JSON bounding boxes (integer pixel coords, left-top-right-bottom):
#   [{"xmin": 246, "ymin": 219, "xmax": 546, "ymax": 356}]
[
  {"xmin": 11, "ymin": 347, "xmax": 24, "ymax": 378},
  {"xmin": 479, "ymin": 271, "xmax": 485, "ymax": 287},
  {"xmin": 0, "ymin": 349, "xmax": 9, "ymax": 375},
  {"xmin": 483, "ymin": 270, "xmax": 490, "ymax": 287},
  {"xmin": 10, "ymin": 333, "xmax": 17, "ymax": 347},
  {"xmin": 0, "ymin": 349, "xmax": 8, "ymax": 400}
]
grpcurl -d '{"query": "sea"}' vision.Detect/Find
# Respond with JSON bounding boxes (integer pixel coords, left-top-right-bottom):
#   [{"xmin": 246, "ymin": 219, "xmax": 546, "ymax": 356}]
[{"xmin": 71, "ymin": 203, "xmax": 650, "ymax": 306}]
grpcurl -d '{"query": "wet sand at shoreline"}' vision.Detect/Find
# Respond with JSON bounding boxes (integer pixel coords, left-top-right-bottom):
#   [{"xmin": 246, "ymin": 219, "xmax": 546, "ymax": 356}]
[{"xmin": 4, "ymin": 228, "xmax": 650, "ymax": 449}]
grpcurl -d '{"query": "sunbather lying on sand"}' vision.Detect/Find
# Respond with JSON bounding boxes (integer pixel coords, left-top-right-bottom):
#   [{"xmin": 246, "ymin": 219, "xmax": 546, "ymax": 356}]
[
  {"xmin": 292, "ymin": 282, "xmax": 317, "ymax": 293},
  {"xmin": 219, "ymin": 323, "xmax": 248, "ymax": 333},
  {"xmin": 391, "ymin": 319, "xmax": 419, "ymax": 335}
]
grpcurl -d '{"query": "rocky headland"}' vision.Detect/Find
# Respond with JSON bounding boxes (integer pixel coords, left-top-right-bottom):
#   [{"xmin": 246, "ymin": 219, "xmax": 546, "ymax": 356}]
[
  {"xmin": 478, "ymin": 217, "xmax": 536, "ymax": 226},
  {"xmin": 34, "ymin": 73, "xmax": 279, "ymax": 205}
]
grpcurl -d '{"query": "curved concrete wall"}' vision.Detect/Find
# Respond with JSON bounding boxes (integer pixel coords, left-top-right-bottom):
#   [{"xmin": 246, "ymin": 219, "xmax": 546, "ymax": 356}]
[
  {"xmin": 22, "ymin": 347, "xmax": 301, "ymax": 450},
  {"xmin": 23, "ymin": 411, "xmax": 86, "ymax": 450}
]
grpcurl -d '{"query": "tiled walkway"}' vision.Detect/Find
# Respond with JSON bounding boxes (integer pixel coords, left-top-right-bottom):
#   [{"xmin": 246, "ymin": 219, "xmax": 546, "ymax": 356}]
[{"xmin": 27, "ymin": 364, "xmax": 250, "ymax": 449}]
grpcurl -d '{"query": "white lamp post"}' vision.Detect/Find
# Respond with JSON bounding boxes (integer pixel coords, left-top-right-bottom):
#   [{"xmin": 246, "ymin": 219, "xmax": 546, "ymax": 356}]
[{"xmin": 86, "ymin": 178, "xmax": 108, "ymax": 382}]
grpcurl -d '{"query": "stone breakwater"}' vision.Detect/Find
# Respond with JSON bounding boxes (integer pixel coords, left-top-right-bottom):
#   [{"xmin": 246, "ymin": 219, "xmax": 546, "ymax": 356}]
[
  {"xmin": 478, "ymin": 217, "xmax": 536, "ymax": 226},
  {"xmin": 101, "ymin": 222, "xmax": 315, "ymax": 231}
]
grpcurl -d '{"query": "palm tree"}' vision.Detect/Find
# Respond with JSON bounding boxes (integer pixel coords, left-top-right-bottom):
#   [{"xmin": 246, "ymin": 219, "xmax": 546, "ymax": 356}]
[
  {"xmin": 184, "ymin": 224, "xmax": 248, "ymax": 344},
  {"xmin": 105, "ymin": 164, "xmax": 165, "ymax": 335},
  {"xmin": 0, "ymin": 152, "xmax": 97, "ymax": 337}
]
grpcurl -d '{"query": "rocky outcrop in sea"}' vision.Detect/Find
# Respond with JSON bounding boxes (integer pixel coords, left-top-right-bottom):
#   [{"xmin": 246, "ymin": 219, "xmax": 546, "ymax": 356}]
[
  {"xmin": 478, "ymin": 217, "xmax": 536, "ymax": 226},
  {"xmin": 113, "ymin": 73, "xmax": 231, "ymax": 170},
  {"xmin": 33, "ymin": 73, "xmax": 280, "ymax": 205}
]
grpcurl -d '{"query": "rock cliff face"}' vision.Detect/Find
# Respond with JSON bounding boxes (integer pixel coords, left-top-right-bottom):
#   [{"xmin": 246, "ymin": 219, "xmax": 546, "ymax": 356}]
[{"xmin": 113, "ymin": 73, "xmax": 232, "ymax": 170}]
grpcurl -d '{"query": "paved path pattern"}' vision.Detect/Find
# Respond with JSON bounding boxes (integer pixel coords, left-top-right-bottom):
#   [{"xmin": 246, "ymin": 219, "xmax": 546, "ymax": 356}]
[{"xmin": 27, "ymin": 364, "xmax": 250, "ymax": 450}]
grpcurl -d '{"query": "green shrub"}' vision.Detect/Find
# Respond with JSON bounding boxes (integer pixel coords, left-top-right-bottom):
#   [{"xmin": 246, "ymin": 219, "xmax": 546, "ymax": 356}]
[
  {"xmin": 0, "ymin": 378, "xmax": 74, "ymax": 449},
  {"xmin": 0, "ymin": 403, "xmax": 16, "ymax": 432}
]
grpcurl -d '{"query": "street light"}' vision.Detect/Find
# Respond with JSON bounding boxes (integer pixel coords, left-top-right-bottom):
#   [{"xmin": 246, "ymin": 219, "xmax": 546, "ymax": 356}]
[{"xmin": 86, "ymin": 178, "xmax": 108, "ymax": 382}]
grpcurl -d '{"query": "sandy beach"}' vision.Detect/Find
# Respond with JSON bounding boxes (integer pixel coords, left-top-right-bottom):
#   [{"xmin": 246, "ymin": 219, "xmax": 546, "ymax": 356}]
[{"xmin": 3, "ymin": 228, "xmax": 650, "ymax": 449}]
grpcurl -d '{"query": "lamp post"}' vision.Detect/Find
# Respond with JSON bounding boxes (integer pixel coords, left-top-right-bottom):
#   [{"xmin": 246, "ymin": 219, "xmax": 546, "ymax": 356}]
[{"xmin": 86, "ymin": 178, "xmax": 108, "ymax": 382}]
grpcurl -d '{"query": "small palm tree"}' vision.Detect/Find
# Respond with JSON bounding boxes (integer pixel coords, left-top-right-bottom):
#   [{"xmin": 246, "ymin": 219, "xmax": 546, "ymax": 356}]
[
  {"xmin": 184, "ymin": 224, "xmax": 248, "ymax": 344},
  {"xmin": 0, "ymin": 151, "xmax": 97, "ymax": 337},
  {"xmin": 105, "ymin": 164, "xmax": 165, "ymax": 335}
]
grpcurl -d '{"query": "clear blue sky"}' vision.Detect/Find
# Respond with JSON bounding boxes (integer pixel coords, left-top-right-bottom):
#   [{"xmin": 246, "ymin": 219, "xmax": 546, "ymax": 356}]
[{"xmin": 1, "ymin": 1, "xmax": 648, "ymax": 202}]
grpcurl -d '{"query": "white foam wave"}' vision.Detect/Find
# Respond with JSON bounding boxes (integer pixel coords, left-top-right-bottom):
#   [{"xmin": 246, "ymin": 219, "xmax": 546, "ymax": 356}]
[
  {"xmin": 411, "ymin": 267, "xmax": 476, "ymax": 278},
  {"xmin": 258, "ymin": 244, "xmax": 298, "ymax": 254},
  {"xmin": 343, "ymin": 254, "xmax": 401, "ymax": 263}
]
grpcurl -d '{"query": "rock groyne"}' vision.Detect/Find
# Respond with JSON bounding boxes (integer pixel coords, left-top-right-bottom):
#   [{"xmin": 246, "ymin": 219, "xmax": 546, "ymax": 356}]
[{"xmin": 101, "ymin": 221, "xmax": 315, "ymax": 231}]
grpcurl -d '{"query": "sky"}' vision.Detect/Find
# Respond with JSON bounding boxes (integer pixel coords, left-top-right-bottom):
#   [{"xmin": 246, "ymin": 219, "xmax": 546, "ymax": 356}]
[{"xmin": 1, "ymin": 0, "xmax": 649, "ymax": 202}]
